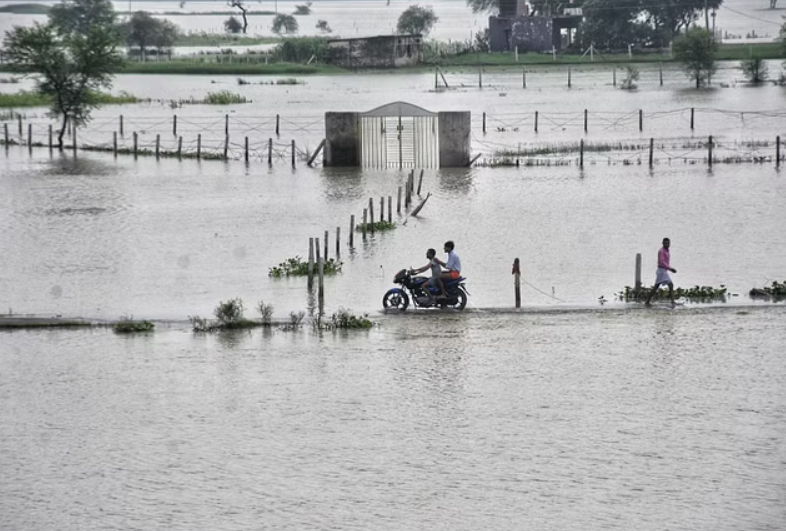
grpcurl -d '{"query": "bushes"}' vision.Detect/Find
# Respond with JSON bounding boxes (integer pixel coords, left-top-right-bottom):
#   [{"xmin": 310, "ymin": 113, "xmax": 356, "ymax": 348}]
[
  {"xmin": 268, "ymin": 256, "xmax": 343, "ymax": 277},
  {"xmin": 270, "ymin": 37, "xmax": 330, "ymax": 64}
]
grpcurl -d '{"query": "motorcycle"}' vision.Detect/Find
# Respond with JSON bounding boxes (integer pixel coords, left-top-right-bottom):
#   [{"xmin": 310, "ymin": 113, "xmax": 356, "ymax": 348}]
[{"xmin": 382, "ymin": 268, "xmax": 469, "ymax": 311}]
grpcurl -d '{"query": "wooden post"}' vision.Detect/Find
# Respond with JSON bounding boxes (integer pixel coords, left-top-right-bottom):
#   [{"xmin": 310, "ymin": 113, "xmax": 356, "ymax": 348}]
[
  {"xmin": 18, "ymin": 115, "xmax": 22, "ymax": 137},
  {"xmin": 362, "ymin": 209, "xmax": 367, "ymax": 239},
  {"xmin": 275, "ymin": 114, "xmax": 280, "ymax": 137},
  {"xmin": 435, "ymin": 66, "xmax": 439, "ymax": 89},
  {"xmin": 523, "ymin": 69, "xmax": 526, "ymax": 88},
  {"xmin": 579, "ymin": 139, "xmax": 584, "ymax": 168},
  {"xmin": 397, "ymin": 186, "xmax": 402, "ymax": 213},
  {"xmin": 388, "ymin": 196, "xmax": 392, "ymax": 223},
  {"xmin": 244, "ymin": 136, "xmax": 249, "ymax": 163},
  {"xmin": 478, "ymin": 59, "xmax": 482, "ymax": 89},
  {"xmin": 224, "ymin": 114, "xmax": 229, "ymax": 136},
  {"xmin": 314, "ymin": 237, "xmax": 321, "ymax": 274},
  {"xmin": 584, "ymin": 109, "xmax": 588, "ymax": 133},
  {"xmin": 613, "ymin": 67, "xmax": 616, "ymax": 87},
  {"xmin": 155, "ymin": 134, "xmax": 160, "ymax": 159},
  {"xmin": 173, "ymin": 115, "xmax": 177, "ymax": 137},
  {"xmin": 639, "ymin": 109, "xmax": 643, "ymax": 132},
  {"xmin": 177, "ymin": 136, "xmax": 182, "ymax": 160},
  {"xmin": 197, "ymin": 134, "xmax": 201, "ymax": 159},
  {"xmin": 482, "ymin": 112, "xmax": 486, "ymax": 134},
  {"xmin": 776, "ymin": 136, "xmax": 781, "ymax": 168},
  {"xmin": 48, "ymin": 125, "xmax": 52, "ymax": 152},
  {"xmin": 512, "ymin": 258, "xmax": 521, "ymax": 308},
  {"xmin": 308, "ymin": 237, "xmax": 314, "ymax": 289},
  {"xmin": 416, "ymin": 169, "xmax": 424, "ymax": 196},
  {"xmin": 635, "ymin": 253, "xmax": 642, "ymax": 293},
  {"xmin": 133, "ymin": 131, "xmax": 138, "ymax": 159},
  {"xmin": 649, "ymin": 138, "xmax": 654, "ymax": 167},
  {"xmin": 659, "ymin": 62, "xmax": 663, "ymax": 86},
  {"xmin": 27, "ymin": 123, "xmax": 32, "ymax": 153},
  {"xmin": 119, "ymin": 114, "xmax": 124, "ymax": 137},
  {"xmin": 690, "ymin": 107, "xmax": 694, "ymax": 130},
  {"xmin": 72, "ymin": 126, "xmax": 77, "ymax": 155},
  {"xmin": 268, "ymin": 138, "xmax": 272, "ymax": 165},
  {"xmin": 113, "ymin": 131, "xmax": 118, "ymax": 157},
  {"xmin": 318, "ymin": 255, "xmax": 324, "ymax": 316},
  {"xmin": 335, "ymin": 227, "xmax": 340, "ymax": 258},
  {"xmin": 324, "ymin": 230, "xmax": 329, "ymax": 261},
  {"xmin": 568, "ymin": 67, "xmax": 572, "ymax": 88},
  {"xmin": 369, "ymin": 198, "xmax": 375, "ymax": 233},
  {"xmin": 380, "ymin": 197, "xmax": 384, "ymax": 222},
  {"xmin": 349, "ymin": 215, "xmax": 355, "ymax": 248},
  {"xmin": 291, "ymin": 139, "xmax": 295, "ymax": 167},
  {"xmin": 224, "ymin": 135, "xmax": 229, "ymax": 160},
  {"xmin": 534, "ymin": 111, "xmax": 538, "ymax": 133},
  {"xmin": 3, "ymin": 123, "xmax": 8, "ymax": 146},
  {"xmin": 708, "ymin": 135, "xmax": 713, "ymax": 167}
]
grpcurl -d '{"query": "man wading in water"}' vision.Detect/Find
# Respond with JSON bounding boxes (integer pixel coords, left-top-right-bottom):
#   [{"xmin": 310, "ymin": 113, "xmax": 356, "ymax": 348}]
[{"xmin": 645, "ymin": 237, "xmax": 677, "ymax": 308}]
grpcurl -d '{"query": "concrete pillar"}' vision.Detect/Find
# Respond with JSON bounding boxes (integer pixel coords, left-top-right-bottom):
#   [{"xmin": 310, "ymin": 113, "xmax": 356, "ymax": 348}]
[
  {"xmin": 438, "ymin": 111, "xmax": 471, "ymax": 167},
  {"xmin": 324, "ymin": 112, "xmax": 359, "ymax": 167}
]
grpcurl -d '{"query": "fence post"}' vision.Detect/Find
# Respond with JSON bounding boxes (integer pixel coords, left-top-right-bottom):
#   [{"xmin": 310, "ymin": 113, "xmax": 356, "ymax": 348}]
[
  {"xmin": 244, "ymin": 136, "xmax": 249, "ymax": 163},
  {"xmin": 362, "ymin": 209, "xmax": 367, "ymax": 239},
  {"xmin": 523, "ymin": 69, "xmax": 526, "ymax": 88},
  {"xmin": 119, "ymin": 114, "xmax": 124, "ymax": 137},
  {"xmin": 18, "ymin": 115, "xmax": 22, "ymax": 137},
  {"xmin": 512, "ymin": 258, "xmax": 521, "ymax": 308},
  {"xmin": 336, "ymin": 227, "xmax": 340, "ymax": 258},
  {"xmin": 776, "ymin": 136, "xmax": 781, "ymax": 168},
  {"xmin": 397, "ymin": 186, "xmax": 402, "ymax": 213},
  {"xmin": 291, "ymin": 139, "xmax": 295, "ymax": 167},
  {"xmin": 276, "ymin": 114, "xmax": 280, "ymax": 137},
  {"xmin": 197, "ymin": 134, "xmax": 201, "ymax": 159},
  {"xmin": 349, "ymin": 214, "xmax": 355, "ymax": 248},
  {"xmin": 649, "ymin": 138, "xmax": 654, "ymax": 167},
  {"xmin": 659, "ymin": 62, "xmax": 663, "ymax": 86},
  {"xmin": 113, "ymin": 131, "xmax": 117, "ymax": 157},
  {"xmin": 155, "ymin": 134, "xmax": 160, "ymax": 159},
  {"xmin": 639, "ymin": 109, "xmax": 643, "ymax": 132},
  {"xmin": 482, "ymin": 112, "xmax": 486, "ymax": 134},
  {"xmin": 708, "ymin": 135, "xmax": 713, "ymax": 167},
  {"xmin": 27, "ymin": 123, "xmax": 32, "ymax": 153},
  {"xmin": 318, "ymin": 255, "xmax": 324, "ymax": 316},
  {"xmin": 417, "ymin": 169, "xmax": 424, "ymax": 196},
  {"xmin": 584, "ymin": 109, "xmax": 588, "ymax": 133},
  {"xmin": 690, "ymin": 108, "xmax": 694, "ymax": 130},
  {"xmin": 534, "ymin": 111, "xmax": 538, "ymax": 133},
  {"xmin": 579, "ymin": 139, "xmax": 584, "ymax": 168},
  {"xmin": 369, "ymin": 198, "xmax": 375, "ymax": 233},
  {"xmin": 380, "ymin": 197, "xmax": 385, "ymax": 223},
  {"xmin": 177, "ymin": 136, "xmax": 182, "ymax": 160},
  {"xmin": 635, "ymin": 253, "xmax": 642, "ymax": 293},
  {"xmin": 173, "ymin": 115, "xmax": 177, "ymax": 137},
  {"xmin": 268, "ymin": 138, "xmax": 272, "ymax": 165},
  {"xmin": 72, "ymin": 126, "xmax": 77, "ymax": 155},
  {"xmin": 224, "ymin": 114, "xmax": 229, "ymax": 136},
  {"xmin": 224, "ymin": 135, "xmax": 229, "ymax": 160},
  {"xmin": 388, "ymin": 196, "xmax": 392, "ymax": 223},
  {"xmin": 568, "ymin": 67, "xmax": 572, "ymax": 88},
  {"xmin": 48, "ymin": 124, "xmax": 52, "ymax": 152},
  {"xmin": 613, "ymin": 67, "xmax": 616, "ymax": 87},
  {"xmin": 133, "ymin": 131, "xmax": 138, "ymax": 159},
  {"xmin": 307, "ymin": 237, "xmax": 314, "ymax": 289},
  {"xmin": 3, "ymin": 123, "xmax": 8, "ymax": 146}
]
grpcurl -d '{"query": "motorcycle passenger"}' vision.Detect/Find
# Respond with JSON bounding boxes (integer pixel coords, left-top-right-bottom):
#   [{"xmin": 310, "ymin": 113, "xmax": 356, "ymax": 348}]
[
  {"xmin": 437, "ymin": 240, "xmax": 462, "ymax": 285},
  {"xmin": 410, "ymin": 248, "xmax": 447, "ymax": 301}
]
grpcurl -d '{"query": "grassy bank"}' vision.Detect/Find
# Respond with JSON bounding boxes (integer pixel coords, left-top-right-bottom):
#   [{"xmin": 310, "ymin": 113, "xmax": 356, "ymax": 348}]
[
  {"xmin": 0, "ymin": 90, "xmax": 139, "ymax": 108},
  {"xmin": 175, "ymin": 33, "xmax": 280, "ymax": 47},
  {"xmin": 118, "ymin": 61, "xmax": 344, "ymax": 75}
]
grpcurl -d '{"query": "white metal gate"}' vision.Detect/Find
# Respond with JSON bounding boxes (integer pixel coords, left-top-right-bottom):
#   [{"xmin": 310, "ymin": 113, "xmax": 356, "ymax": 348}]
[{"xmin": 358, "ymin": 102, "xmax": 439, "ymax": 169}]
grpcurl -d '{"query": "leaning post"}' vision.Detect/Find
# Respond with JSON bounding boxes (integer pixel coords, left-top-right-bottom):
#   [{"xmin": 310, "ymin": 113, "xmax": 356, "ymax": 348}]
[{"xmin": 512, "ymin": 258, "xmax": 521, "ymax": 308}]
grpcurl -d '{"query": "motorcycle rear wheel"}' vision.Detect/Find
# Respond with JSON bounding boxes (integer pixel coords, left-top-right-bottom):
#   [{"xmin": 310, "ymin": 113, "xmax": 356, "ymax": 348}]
[
  {"xmin": 383, "ymin": 289, "xmax": 409, "ymax": 311},
  {"xmin": 440, "ymin": 288, "xmax": 467, "ymax": 310}
]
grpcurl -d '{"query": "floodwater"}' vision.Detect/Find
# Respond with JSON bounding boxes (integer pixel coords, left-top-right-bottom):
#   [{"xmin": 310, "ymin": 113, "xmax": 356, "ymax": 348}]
[{"xmin": 2, "ymin": 4, "xmax": 786, "ymax": 527}]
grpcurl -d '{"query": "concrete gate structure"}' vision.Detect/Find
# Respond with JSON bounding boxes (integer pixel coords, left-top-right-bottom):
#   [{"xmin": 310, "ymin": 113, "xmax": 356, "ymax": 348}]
[{"xmin": 324, "ymin": 102, "xmax": 470, "ymax": 168}]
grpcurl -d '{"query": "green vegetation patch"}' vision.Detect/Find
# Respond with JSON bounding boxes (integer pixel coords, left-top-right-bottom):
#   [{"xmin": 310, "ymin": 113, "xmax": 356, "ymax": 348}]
[
  {"xmin": 113, "ymin": 320, "xmax": 155, "ymax": 333},
  {"xmin": 190, "ymin": 297, "xmax": 275, "ymax": 332},
  {"xmin": 0, "ymin": 90, "xmax": 139, "ymax": 108},
  {"xmin": 315, "ymin": 308, "xmax": 374, "ymax": 330},
  {"xmin": 269, "ymin": 256, "xmax": 343, "ymax": 277},
  {"xmin": 356, "ymin": 220, "xmax": 397, "ymax": 232},
  {"xmin": 116, "ymin": 61, "xmax": 343, "ymax": 76},
  {"xmin": 617, "ymin": 284, "xmax": 728, "ymax": 303},
  {"xmin": 178, "ymin": 90, "xmax": 249, "ymax": 105},
  {"xmin": 175, "ymin": 32, "xmax": 279, "ymax": 47}
]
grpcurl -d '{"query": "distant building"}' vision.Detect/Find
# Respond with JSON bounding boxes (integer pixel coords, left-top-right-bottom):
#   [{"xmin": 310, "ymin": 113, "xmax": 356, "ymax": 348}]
[
  {"xmin": 327, "ymin": 35, "xmax": 422, "ymax": 69},
  {"xmin": 489, "ymin": 0, "xmax": 582, "ymax": 52}
]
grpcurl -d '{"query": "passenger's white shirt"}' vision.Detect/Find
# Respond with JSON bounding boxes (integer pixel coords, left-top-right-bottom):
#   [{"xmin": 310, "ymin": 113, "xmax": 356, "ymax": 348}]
[{"xmin": 446, "ymin": 251, "xmax": 461, "ymax": 272}]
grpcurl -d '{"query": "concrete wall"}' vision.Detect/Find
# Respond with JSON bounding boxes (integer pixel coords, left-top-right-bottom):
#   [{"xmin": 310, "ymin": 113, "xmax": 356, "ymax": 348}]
[
  {"xmin": 324, "ymin": 112, "xmax": 359, "ymax": 167},
  {"xmin": 489, "ymin": 16, "xmax": 555, "ymax": 52},
  {"xmin": 438, "ymin": 112, "xmax": 471, "ymax": 168}
]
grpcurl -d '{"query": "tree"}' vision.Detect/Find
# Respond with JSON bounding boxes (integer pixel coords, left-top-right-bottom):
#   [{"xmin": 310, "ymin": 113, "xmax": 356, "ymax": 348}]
[
  {"xmin": 315, "ymin": 19, "xmax": 332, "ymax": 33},
  {"xmin": 642, "ymin": 0, "xmax": 723, "ymax": 44},
  {"xmin": 294, "ymin": 2, "xmax": 312, "ymax": 15},
  {"xmin": 396, "ymin": 5, "xmax": 438, "ymax": 36},
  {"xmin": 271, "ymin": 14, "xmax": 298, "ymax": 35},
  {"xmin": 49, "ymin": 0, "xmax": 117, "ymax": 35},
  {"xmin": 2, "ymin": 0, "xmax": 123, "ymax": 150},
  {"xmin": 224, "ymin": 16, "xmax": 243, "ymax": 34},
  {"xmin": 151, "ymin": 19, "xmax": 179, "ymax": 56},
  {"xmin": 125, "ymin": 11, "xmax": 158, "ymax": 60},
  {"xmin": 581, "ymin": 0, "xmax": 649, "ymax": 49},
  {"xmin": 228, "ymin": 1, "xmax": 248, "ymax": 34},
  {"xmin": 673, "ymin": 27, "xmax": 718, "ymax": 88},
  {"xmin": 739, "ymin": 56, "xmax": 768, "ymax": 83}
]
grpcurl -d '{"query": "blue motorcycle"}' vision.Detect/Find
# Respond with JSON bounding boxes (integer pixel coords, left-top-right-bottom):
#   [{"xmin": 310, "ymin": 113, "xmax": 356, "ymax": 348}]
[{"xmin": 383, "ymin": 268, "xmax": 469, "ymax": 311}]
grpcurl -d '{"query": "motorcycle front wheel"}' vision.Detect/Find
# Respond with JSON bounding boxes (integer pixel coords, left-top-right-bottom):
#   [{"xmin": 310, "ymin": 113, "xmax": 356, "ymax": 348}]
[{"xmin": 383, "ymin": 289, "xmax": 409, "ymax": 311}]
